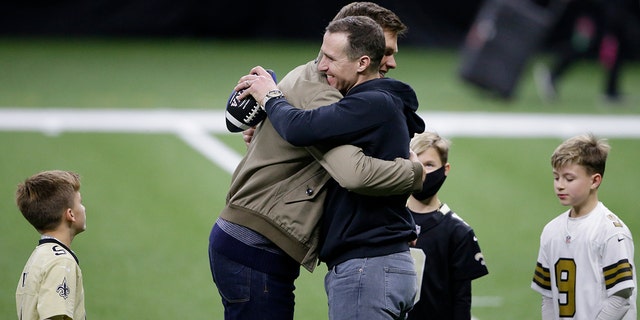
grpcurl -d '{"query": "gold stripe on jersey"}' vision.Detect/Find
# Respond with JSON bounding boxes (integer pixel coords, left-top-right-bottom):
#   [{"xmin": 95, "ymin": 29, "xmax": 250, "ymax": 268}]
[
  {"xmin": 603, "ymin": 259, "xmax": 634, "ymax": 290},
  {"xmin": 533, "ymin": 262, "xmax": 551, "ymax": 290}
]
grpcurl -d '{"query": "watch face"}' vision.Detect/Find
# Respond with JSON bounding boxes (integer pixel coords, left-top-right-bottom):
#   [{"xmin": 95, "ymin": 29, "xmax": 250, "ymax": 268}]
[{"xmin": 268, "ymin": 89, "xmax": 282, "ymax": 97}]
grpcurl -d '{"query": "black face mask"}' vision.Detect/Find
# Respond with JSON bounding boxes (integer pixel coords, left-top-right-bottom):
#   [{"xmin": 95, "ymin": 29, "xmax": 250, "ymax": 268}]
[{"xmin": 412, "ymin": 165, "xmax": 447, "ymax": 201}]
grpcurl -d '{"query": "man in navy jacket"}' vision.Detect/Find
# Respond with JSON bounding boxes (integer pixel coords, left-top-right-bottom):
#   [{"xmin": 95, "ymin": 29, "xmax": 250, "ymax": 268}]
[{"xmin": 237, "ymin": 15, "xmax": 425, "ymax": 320}]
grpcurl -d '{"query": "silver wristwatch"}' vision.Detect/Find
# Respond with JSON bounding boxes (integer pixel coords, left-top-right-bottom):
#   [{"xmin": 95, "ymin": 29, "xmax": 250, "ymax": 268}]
[{"xmin": 261, "ymin": 89, "xmax": 284, "ymax": 109}]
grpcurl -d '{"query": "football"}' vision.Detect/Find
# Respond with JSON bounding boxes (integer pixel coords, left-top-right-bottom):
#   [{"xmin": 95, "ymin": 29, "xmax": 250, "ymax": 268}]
[{"xmin": 225, "ymin": 69, "xmax": 277, "ymax": 133}]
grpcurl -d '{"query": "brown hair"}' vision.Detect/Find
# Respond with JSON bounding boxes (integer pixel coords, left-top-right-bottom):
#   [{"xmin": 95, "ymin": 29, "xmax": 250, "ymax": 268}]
[
  {"xmin": 551, "ymin": 133, "xmax": 610, "ymax": 176},
  {"xmin": 16, "ymin": 170, "xmax": 81, "ymax": 231},
  {"xmin": 333, "ymin": 2, "xmax": 408, "ymax": 37},
  {"xmin": 326, "ymin": 16, "xmax": 385, "ymax": 71}
]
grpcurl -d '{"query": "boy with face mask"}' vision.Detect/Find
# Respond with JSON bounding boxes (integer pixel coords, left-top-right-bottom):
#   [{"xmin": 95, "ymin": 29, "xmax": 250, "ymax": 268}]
[{"xmin": 406, "ymin": 132, "xmax": 489, "ymax": 320}]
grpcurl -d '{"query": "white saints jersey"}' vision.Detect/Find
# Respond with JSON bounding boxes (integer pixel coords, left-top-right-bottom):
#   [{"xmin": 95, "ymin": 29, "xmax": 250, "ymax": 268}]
[
  {"xmin": 532, "ymin": 202, "xmax": 636, "ymax": 319},
  {"xmin": 16, "ymin": 238, "xmax": 86, "ymax": 320}
]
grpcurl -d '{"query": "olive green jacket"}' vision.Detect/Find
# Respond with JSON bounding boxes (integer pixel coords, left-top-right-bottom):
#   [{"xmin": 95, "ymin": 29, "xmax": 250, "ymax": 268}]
[{"xmin": 219, "ymin": 60, "xmax": 423, "ymax": 272}]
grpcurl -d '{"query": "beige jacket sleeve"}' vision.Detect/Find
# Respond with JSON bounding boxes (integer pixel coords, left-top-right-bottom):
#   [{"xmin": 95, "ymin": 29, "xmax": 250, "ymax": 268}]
[{"xmin": 307, "ymin": 144, "xmax": 423, "ymax": 196}]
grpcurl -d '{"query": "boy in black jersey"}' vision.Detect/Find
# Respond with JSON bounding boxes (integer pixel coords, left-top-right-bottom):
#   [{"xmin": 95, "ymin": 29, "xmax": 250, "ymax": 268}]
[{"xmin": 406, "ymin": 132, "xmax": 489, "ymax": 320}]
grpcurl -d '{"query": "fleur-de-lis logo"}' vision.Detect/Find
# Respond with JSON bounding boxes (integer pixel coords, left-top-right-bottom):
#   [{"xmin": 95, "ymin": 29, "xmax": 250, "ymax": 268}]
[{"xmin": 57, "ymin": 277, "xmax": 70, "ymax": 300}]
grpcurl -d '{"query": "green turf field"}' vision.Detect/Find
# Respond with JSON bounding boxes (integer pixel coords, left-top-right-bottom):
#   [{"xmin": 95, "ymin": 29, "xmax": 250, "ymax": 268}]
[{"xmin": 1, "ymin": 38, "xmax": 639, "ymax": 319}]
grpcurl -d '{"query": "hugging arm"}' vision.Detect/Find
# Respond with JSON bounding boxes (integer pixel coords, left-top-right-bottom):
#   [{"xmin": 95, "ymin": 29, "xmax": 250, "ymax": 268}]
[
  {"xmin": 307, "ymin": 144, "xmax": 423, "ymax": 196},
  {"xmin": 237, "ymin": 66, "xmax": 422, "ymax": 196}
]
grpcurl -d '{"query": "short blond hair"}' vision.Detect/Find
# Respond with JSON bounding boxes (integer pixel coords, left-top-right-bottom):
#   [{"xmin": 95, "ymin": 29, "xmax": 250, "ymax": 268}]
[
  {"xmin": 551, "ymin": 133, "xmax": 610, "ymax": 176},
  {"xmin": 410, "ymin": 132, "xmax": 451, "ymax": 164}
]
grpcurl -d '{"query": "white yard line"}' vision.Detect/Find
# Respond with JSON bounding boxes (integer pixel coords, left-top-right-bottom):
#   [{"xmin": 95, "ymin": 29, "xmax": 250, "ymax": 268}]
[
  {"xmin": 11, "ymin": 107, "xmax": 624, "ymax": 313},
  {"xmin": 0, "ymin": 108, "xmax": 241, "ymax": 173},
  {"xmin": 174, "ymin": 122, "xmax": 242, "ymax": 173},
  {"xmin": 2, "ymin": 108, "xmax": 639, "ymax": 175},
  {"xmin": 0, "ymin": 108, "xmax": 226, "ymax": 134},
  {"xmin": 2, "ymin": 108, "xmax": 639, "ymax": 138},
  {"xmin": 423, "ymin": 111, "xmax": 640, "ymax": 139}
]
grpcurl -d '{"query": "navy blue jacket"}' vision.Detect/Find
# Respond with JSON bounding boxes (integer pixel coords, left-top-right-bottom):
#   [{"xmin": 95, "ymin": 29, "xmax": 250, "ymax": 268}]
[{"xmin": 265, "ymin": 77, "xmax": 425, "ymax": 268}]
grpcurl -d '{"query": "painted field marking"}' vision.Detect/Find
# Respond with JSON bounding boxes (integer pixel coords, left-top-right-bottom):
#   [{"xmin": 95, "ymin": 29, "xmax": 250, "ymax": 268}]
[{"xmin": 2, "ymin": 108, "xmax": 639, "ymax": 175}]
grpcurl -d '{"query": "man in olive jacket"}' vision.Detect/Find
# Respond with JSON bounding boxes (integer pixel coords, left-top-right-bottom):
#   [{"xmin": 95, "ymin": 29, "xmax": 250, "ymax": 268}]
[{"xmin": 208, "ymin": 3, "xmax": 423, "ymax": 320}]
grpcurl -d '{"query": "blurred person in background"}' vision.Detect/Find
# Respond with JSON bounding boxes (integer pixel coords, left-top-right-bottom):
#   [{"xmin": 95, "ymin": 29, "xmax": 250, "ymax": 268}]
[{"xmin": 534, "ymin": 0, "xmax": 637, "ymax": 104}]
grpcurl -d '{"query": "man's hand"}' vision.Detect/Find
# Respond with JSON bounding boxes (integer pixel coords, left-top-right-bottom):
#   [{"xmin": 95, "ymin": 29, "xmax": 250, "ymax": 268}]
[
  {"xmin": 243, "ymin": 127, "xmax": 256, "ymax": 147},
  {"xmin": 409, "ymin": 149, "xmax": 426, "ymax": 182},
  {"xmin": 235, "ymin": 66, "xmax": 278, "ymax": 104}
]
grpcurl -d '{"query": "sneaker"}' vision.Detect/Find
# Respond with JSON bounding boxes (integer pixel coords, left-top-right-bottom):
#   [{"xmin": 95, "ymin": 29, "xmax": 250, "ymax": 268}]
[{"xmin": 534, "ymin": 63, "xmax": 557, "ymax": 102}]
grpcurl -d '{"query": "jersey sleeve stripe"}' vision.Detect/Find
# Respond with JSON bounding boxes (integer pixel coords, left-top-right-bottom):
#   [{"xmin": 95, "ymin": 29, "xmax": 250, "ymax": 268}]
[
  {"xmin": 533, "ymin": 262, "xmax": 551, "ymax": 290},
  {"xmin": 603, "ymin": 259, "xmax": 634, "ymax": 289}
]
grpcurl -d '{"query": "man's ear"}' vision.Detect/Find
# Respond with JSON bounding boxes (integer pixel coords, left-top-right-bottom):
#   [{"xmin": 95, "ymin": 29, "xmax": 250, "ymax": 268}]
[{"xmin": 357, "ymin": 55, "xmax": 371, "ymax": 72}]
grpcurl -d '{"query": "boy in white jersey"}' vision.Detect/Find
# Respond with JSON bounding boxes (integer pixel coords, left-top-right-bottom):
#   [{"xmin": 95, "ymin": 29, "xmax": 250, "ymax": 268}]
[
  {"xmin": 531, "ymin": 134, "xmax": 636, "ymax": 320},
  {"xmin": 15, "ymin": 170, "xmax": 87, "ymax": 320}
]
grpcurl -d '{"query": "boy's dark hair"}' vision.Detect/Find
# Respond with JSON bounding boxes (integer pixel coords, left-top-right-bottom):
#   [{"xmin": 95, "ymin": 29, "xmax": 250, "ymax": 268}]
[{"xmin": 16, "ymin": 170, "xmax": 81, "ymax": 231}]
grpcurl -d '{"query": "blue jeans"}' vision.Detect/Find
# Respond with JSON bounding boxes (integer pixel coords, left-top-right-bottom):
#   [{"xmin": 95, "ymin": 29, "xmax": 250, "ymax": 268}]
[
  {"xmin": 209, "ymin": 248, "xmax": 298, "ymax": 320},
  {"xmin": 324, "ymin": 251, "xmax": 417, "ymax": 320}
]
